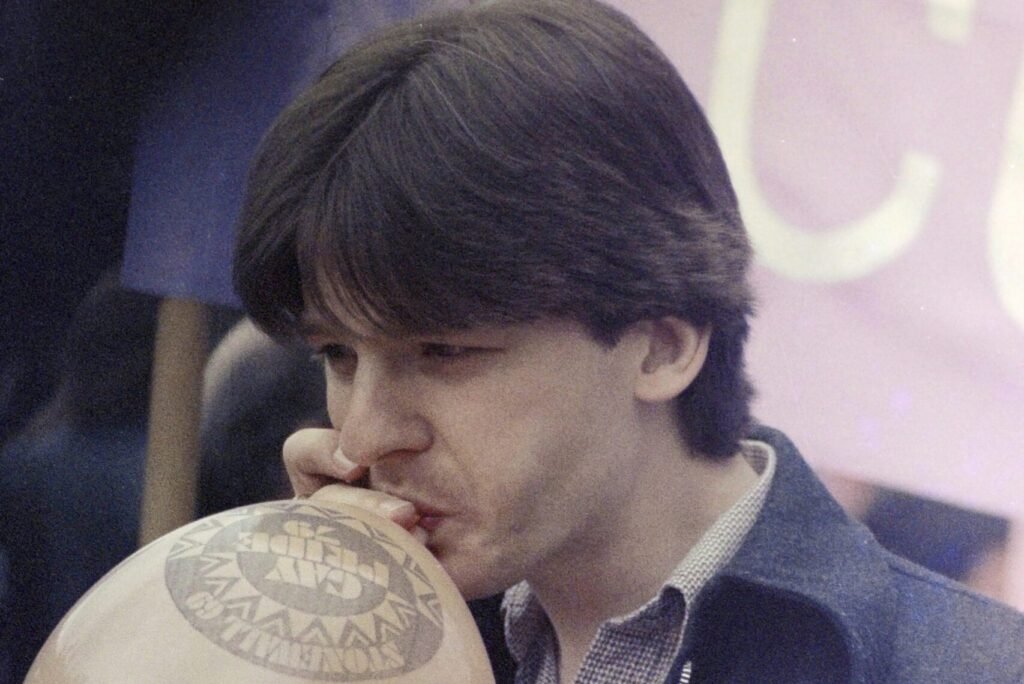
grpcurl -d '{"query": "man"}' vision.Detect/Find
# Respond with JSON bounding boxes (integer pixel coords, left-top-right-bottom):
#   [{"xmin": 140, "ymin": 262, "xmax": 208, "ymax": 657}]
[{"xmin": 232, "ymin": 1, "xmax": 1024, "ymax": 681}]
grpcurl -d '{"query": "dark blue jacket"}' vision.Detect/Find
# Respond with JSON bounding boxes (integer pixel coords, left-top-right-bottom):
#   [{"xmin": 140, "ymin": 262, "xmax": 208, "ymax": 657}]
[
  {"xmin": 663, "ymin": 425, "xmax": 1024, "ymax": 683},
  {"xmin": 474, "ymin": 426, "xmax": 1024, "ymax": 683},
  {"xmin": 473, "ymin": 430, "xmax": 1024, "ymax": 679}
]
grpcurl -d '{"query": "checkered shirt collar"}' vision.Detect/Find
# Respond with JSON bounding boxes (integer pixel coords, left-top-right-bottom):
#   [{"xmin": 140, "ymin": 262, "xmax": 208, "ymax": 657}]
[{"xmin": 502, "ymin": 440, "xmax": 776, "ymax": 683}]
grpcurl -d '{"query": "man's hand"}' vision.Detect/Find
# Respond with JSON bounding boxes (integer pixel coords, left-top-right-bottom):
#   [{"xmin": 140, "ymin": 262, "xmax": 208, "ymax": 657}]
[{"xmin": 283, "ymin": 428, "xmax": 427, "ymax": 543}]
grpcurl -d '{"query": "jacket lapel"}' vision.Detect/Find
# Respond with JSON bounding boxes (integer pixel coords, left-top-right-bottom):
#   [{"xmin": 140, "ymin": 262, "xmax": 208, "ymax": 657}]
[{"xmin": 674, "ymin": 426, "xmax": 898, "ymax": 683}]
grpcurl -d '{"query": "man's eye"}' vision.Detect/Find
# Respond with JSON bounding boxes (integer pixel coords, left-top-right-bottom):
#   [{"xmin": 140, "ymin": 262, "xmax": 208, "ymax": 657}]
[
  {"xmin": 314, "ymin": 344, "xmax": 357, "ymax": 371},
  {"xmin": 421, "ymin": 343, "xmax": 474, "ymax": 359}
]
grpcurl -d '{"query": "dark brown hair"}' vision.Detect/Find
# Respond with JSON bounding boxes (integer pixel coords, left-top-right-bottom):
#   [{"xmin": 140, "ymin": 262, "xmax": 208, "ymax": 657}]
[{"xmin": 234, "ymin": 0, "xmax": 755, "ymax": 458}]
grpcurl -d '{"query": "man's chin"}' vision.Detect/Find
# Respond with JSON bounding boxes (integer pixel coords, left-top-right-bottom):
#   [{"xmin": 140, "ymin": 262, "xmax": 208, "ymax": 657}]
[{"xmin": 448, "ymin": 565, "xmax": 514, "ymax": 602}]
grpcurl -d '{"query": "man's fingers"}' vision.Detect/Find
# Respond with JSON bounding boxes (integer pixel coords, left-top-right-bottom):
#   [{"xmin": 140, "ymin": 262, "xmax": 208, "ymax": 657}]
[
  {"xmin": 283, "ymin": 429, "xmax": 425, "ymax": 540},
  {"xmin": 282, "ymin": 428, "xmax": 366, "ymax": 497},
  {"xmin": 311, "ymin": 483, "xmax": 422, "ymax": 530}
]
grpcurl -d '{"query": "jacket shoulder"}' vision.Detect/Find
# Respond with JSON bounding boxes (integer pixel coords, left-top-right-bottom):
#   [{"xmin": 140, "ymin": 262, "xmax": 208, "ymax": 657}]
[{"xmin": 883, "ymin": 549, "xmax": 1024, "ymax": 682}]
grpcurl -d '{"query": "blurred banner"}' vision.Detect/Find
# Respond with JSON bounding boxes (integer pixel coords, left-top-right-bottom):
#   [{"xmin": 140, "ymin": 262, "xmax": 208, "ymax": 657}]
[
  {"xmin": 122, "ymin": 1, "xmax": 424, "ymax": 306},
  {"xmin": 614, "ymin": 0, "xmax": 1024, "ymax": 518},
  {"xmin": 124, "ymin": 0, "xmax": 1024, "ymax": 518}
]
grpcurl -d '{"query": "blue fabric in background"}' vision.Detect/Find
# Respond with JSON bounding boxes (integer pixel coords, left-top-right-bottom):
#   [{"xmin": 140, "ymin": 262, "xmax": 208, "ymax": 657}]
[
  {"xmin": 122, "ymin": 0, "xmax": 419, "ymax": 306},
  {"xmin": 0, "ymin": 424, "xmax": 148, "ymax": 682}
]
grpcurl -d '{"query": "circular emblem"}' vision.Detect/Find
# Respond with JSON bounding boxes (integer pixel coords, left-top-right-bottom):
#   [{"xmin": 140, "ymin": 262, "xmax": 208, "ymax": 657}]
[{"xmin": 165, "ymin": 501, "xmax": 444, "ymax": 680}]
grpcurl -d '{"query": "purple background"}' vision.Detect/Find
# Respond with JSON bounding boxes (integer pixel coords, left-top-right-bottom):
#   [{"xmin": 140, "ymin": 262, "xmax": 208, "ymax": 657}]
[{"xmin": 618, "ymin": 0, "xmax": 1024, "ymax": 518}]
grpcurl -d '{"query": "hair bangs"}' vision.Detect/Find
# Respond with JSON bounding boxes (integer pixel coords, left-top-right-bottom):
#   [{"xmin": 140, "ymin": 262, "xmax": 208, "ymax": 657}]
[{"xmin": 293, "ymin": 77, "xmax": 535, "ymax": 337}]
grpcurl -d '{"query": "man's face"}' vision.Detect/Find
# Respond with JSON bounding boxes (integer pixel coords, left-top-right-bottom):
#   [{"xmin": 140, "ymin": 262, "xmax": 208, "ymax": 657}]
[{"xmin": 303, "ymin": 310, "xmax": 649, "ymax": 599}]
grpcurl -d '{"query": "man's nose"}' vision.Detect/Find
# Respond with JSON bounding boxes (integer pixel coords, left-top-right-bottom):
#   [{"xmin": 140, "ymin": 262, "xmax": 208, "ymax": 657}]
[{"xmin": 331, "ymin": 363, "xmax": 431, "ymax": 467}]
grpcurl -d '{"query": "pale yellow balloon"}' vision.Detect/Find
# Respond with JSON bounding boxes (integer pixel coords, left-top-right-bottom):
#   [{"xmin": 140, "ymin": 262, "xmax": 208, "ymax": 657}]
[{"xmin": 27, "ymin": 495, "xmax": 495, "ymax": 684}]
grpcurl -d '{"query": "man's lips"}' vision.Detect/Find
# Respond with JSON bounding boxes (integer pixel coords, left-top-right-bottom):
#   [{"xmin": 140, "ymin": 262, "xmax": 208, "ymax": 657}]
[
  {"xmin": 408, "ymin": 499, "xmax": 448, "ymax": 530},
  {"xmin": 380, "ymin": 489, "xmax": 451, "ymax": 531},
  {"xmin": 415, "ymin": 511, "xmax": 446, "ymax": 531}
]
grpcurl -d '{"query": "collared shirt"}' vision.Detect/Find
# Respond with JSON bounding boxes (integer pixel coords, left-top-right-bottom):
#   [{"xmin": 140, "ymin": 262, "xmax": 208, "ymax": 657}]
[{"xmin": 502, "ymin": 440, "xmax": 777, "ymax": 684}]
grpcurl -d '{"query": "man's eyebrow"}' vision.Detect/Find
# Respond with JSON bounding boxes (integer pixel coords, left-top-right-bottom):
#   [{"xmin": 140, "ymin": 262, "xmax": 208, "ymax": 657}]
[{"xmin": 296, "ymin": 314, "xmax": 356, "ymax": 340}]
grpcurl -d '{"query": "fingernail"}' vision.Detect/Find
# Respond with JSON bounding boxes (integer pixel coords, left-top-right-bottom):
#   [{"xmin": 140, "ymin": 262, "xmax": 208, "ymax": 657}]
[
  {"xmin": 333, "ymin": 447, "xmax": 359, "ymax": 474},
  {"xmin": 379, "ymin": 500, "xmax": 415, "ymax": 516}
]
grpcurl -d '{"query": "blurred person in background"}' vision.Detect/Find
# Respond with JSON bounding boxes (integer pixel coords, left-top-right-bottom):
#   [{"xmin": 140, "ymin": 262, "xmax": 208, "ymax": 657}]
[
  {"xmin": 0, "ymin": 271, "xmax": 158, "ymax": 683},
  {"xmin": 196, "ymin": 317, "xmax": 328, "ymax": 518}
]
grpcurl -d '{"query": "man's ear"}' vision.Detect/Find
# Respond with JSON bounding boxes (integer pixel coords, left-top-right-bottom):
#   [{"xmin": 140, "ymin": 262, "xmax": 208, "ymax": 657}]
[{"xmin": 633, "ymin": 317, "xmax": 710, "ymax": 403}]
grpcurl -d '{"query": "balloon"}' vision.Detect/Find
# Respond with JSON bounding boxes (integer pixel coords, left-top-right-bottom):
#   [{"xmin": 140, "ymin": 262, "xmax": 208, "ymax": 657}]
[{"xmin": 27, "ymin": 495, "xmax": 495, "ymax": 683}]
